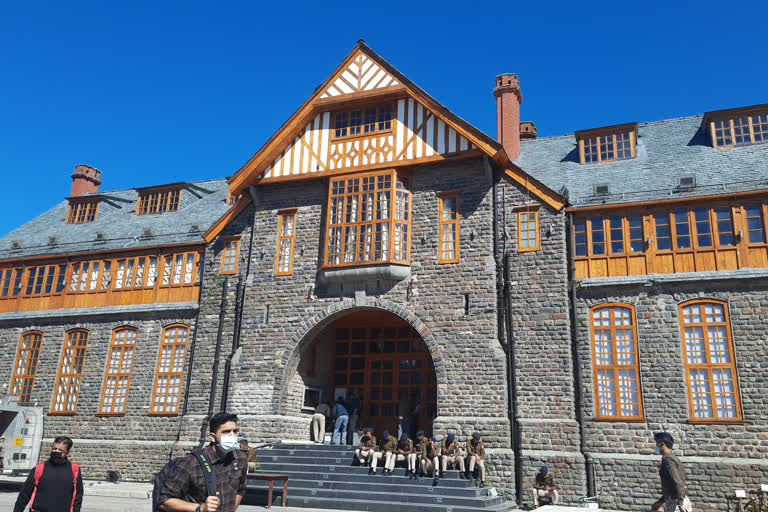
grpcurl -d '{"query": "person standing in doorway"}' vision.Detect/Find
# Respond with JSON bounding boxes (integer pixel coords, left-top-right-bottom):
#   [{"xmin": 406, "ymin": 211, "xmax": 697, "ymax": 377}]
[
  {"xmin": 346, "ymin": 390, "xmax": 361, "ymax": 445},
  {"xmin": 331, "ymin": 396, "xmax": 350, "ymax": 445},
  {"xmin": 651, "ymin": 432, "xmax": 691, "ymax": 512},
  {"xmin": 311, "ymin": 400, "xmax": 330, "ymax": 444},
  {"xmin": 14, "ymin": 435, "xmax": 83, "ymax": 512}
]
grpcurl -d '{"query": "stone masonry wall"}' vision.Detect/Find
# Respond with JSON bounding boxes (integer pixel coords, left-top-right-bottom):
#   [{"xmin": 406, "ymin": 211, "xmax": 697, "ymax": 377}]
[{"xmin": 576, "ymin": 278, "xmax": 768, "ymax": 511}]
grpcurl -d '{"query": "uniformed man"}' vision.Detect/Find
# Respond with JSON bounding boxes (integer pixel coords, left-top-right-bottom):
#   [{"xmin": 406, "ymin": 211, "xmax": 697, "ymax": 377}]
[
  {"xmin": 354, "ymin": 428, "xmax": 377, "ymax": 473},
  {"xmin": 414, "ymin": 430, "xmax": 428, "ymax": 479},
  {"xmin": 372, "ymin": 429, "xmax": 397, "ymax": 475},
  {"xmin": 238, "ymin": 438, "xmax": 259, "ymax": 472},
  {"xmin": 466, "ymin": 431, "xmax": 486, "ymax": 487},
  {"xmin": 532, "ymin": 465, "xmax": 559, "ymax": 505},
  {"xmin": 395, "ymin": 433, "xmax": 417, "ymax": 477},
  {"xmin": 651, "ymin": 432, "xmax": 691, "ymax": 512},
  {"xmin": 440, "ymin": 433, "xmax": 465, "ymax": 478},
  {"xmin": 420, "ymin": 436, "xmax": 441, "ymax": 485}
]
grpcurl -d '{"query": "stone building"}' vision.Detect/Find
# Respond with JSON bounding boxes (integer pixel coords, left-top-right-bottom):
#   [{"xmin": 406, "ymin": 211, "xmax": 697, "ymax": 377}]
[{"xmin": 0, "ymin": 42, "xmax": 766, "ymax": 510}]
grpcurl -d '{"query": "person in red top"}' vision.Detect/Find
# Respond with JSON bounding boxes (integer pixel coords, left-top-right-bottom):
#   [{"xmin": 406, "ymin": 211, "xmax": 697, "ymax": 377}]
[{"xmin": 13, "ymin": 435, "xmax": 83, "ymax": 512}]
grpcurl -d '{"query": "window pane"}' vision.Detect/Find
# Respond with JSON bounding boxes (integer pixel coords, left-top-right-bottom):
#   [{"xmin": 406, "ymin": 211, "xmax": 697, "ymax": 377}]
[
  {"xmin": 674, "ymin": 209, "xmax": 691, "ymax": 248},
  {"xmin": 694, "ymin": 207, "xmax": 712, "ymax": 247},
  {"xmin": 590, "ymin": 217, "xmax": 605, "ymax": 255},
  {"xmin": 609, "ymin": 216, "xmax": 624, "ymax": 254},
  {"xmin": 655, "ymin": 213, "xmax": 671, "ymax": 251},
  {"xmin": 574, "ymin": 219, "xmax": 587, "ymax": 256},
  {"xmin": 745, "ymin": 204, "xmax": 765, "ymax": 244},
  {"xmin": 714, "ymin": 207, "xmax": 734, "ymax": 246}
]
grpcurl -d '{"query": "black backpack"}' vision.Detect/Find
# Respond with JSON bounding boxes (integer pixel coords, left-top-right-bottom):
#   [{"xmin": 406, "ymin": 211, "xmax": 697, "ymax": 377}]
[{"xmin": 152, "ymin": 449, "xmax": 218, "ymax": 511}]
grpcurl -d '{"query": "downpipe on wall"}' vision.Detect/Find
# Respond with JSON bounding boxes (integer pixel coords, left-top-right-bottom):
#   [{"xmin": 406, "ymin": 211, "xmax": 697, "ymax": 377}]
[
  {"xmin": 199, "ymin": 277, "xmax": 229, "ymax": 447},
  {"xmin": 503, "ymin": 252, "xmax": 524, "ymax": 505},
  {"xmin": 567, "ymin": 212, "xmax": 596, "ymax": 498}
]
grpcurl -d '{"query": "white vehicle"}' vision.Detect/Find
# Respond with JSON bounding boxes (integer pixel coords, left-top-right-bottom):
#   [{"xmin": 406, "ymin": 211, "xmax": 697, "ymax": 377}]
[{"xmin": 0, "ymin": 396, "xmax": 44, "ymax": 474}]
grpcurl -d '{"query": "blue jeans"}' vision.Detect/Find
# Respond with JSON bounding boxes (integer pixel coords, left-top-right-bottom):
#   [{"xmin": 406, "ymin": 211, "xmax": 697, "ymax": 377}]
[
  {"xmin": 332, "ymin": 415, "xmax": 349, "ymax": 445},
  {"xmin": 397, "ymin": 419, "xmax": 409, "ymax": 440}
]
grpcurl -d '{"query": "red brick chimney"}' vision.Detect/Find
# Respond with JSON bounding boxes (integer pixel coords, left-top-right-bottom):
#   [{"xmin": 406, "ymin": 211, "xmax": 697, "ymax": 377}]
[
  {"xmin": 494, "ymin": 73, "xmax": 523, "ymax": 160},
  {"xmin": 520, "ymin": 121, "xmax": 537, "ymax": 140},
  {"xmin": 70, "ymin": 164, "xmax": 102, "ymax": 197}
]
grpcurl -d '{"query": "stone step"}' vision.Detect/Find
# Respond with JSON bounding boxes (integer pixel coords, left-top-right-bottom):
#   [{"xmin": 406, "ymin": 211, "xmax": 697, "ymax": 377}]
[
  {"xmin": 243, "ymin": 493, "xmax": 517, "ymax": 512},
  {"xmin": 252, "ymin": 468, "xmax": 477, "ymax": 488},
  {"xmin": 255, "ymin": 462, "xmax": 471, "ymax": 483},
  {"xmin": 248, "ymin": 477, "xmax": 484, "ymax": 497}
]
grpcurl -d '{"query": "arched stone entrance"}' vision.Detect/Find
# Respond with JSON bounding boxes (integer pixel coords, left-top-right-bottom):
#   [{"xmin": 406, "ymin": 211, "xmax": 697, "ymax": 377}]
[{"xmin": 278, "ymin": 301, "xmax": 440, "ymax": 438}]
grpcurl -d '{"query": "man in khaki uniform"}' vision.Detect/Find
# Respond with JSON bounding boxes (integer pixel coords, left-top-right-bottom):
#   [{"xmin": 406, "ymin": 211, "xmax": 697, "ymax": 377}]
[
  {"xmin": 414, "ymin": 430, "xmax": 428, "ymax": 478},
  {"xmin": 395, "ymin": 434, "xmax": 417, "ymax": 477},
  {"xmin": 354, "ymin": 428, "xmax": 377, "ymax": 473},
  {"xmin": 372, "ymin": 429, "xmax": 397, "ymax": 475},
  {"xmin": 466, "ymin": 432, "xmax": 486, "ymax": 487},
  {"xmin": 440, "ymin": 433, "xmax": 465, "ymax": 478},
  {"xmin": 651, "ymin": 432, "xmax": 691, "ymax": 512},
  {"xmin": 420, "ymin": 437, "xmax": 441, "ymax": 485},
  {"xmin": 311, "ymin": 401, "xmax": 330, "ymax": 443},
  {"xmin": 532, "ymin": 465, "xmax": 559, "ymax": 505}
]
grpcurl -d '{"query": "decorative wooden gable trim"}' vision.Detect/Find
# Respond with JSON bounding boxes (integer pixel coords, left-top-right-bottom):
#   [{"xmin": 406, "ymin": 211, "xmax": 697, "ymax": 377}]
[
  {"xmin": 320, "ymin": 50, "xmax": 400, "ymax": 99},
  {"xmin": 203, "ymin": 194, "xmax": 252, "ymax": 243}
]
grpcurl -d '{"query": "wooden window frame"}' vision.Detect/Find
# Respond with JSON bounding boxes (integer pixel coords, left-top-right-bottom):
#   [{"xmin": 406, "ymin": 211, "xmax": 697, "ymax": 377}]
[
  {"xmin": 590, "ymin": 304, "xmax": 645, "ymax": 421},
  {"xmin": 709, "ymin": 109, "xmax": 768, "ymax": 149},
  {"xmin": 330, "ymin": 103, "xmax": 395, "ymax": 142},
  {"xmin": 221, "ymin": 236, "xmax": 241, "ymax": 275},
  {"xmin": 575, "ymin": 123, "xmax": 637, "ymax": 164},
  {"xmin": 97, "ymin": 327, "xmax": 137, "ymax": 416},
  {"xmin": 323, "ymin": 169, "xmax": 411, "ymax": 269},
  {"xmin": 50, "ymin": 329, "xmax": 89, "ymax": 415},
  {"xmin": 274, "ymin": 210, "xmax": 297, "ymax": 276},
  {"xmin": 65, "ymin": 200, "xmax": 99, "ymax": 224},
  {"xmin": 149, "ymin": 324, "xmax": 189, "ymax": 416},
  {"xmin": 136, "ymin": 187, "xmax": 182, "ymax": 215},
  {"xmin": 438, "ymin": 191, "xmax": 460, "ymax": 264},
  {"xmin": 10, "ymin": 331, "xmax": 43, "ymax": 406},
  {"xmin": 516, "ymin": 206, "xmax": 541, "ymax": 252},
  {"xmin": 678, "ymin": 299, "xmax": 742, "ymax": 423}
]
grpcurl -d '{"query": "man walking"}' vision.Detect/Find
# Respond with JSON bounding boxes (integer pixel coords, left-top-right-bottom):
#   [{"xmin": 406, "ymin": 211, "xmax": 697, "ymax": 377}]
[
  {"xmin": 651, "ymin": 432, "xmax": 691, "ymax": 512},
  {"xmin": 158, "ymin": 412, "xmax": 248, "ymax": 512},
  {"xmin": 14, "ymin": 435, "xmax": 83, "ymax": 512},
  {"xmin": 331, "ymin": 396, "xmax": 350, "ymax": 445}
]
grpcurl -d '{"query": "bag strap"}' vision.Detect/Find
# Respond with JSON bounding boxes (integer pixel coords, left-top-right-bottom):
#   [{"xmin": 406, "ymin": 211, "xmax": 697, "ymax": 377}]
[
  {"xmin": 192, "ymin": 450, "xmax": 218, "ymax": 498},
  {"xmin": 29, "ymin": 462, "xmax": 45, "ymax": 509},
  {"xmin": 69, "ymin": 462, "xmax": 80, "ymax": 512}
]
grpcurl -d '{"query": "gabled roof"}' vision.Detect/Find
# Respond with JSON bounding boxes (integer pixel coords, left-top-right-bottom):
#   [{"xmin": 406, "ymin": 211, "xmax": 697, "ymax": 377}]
[
  {"xmin": 226, "ymin": 41, "xmax": 564, "ymax": 208},
  {"xmin": 515, "ymin": 115, "xmax": 768, "ymax": 208},
  {"xmin": 0, "ymin": 179, "xmax": 231, "ymax": 260}
]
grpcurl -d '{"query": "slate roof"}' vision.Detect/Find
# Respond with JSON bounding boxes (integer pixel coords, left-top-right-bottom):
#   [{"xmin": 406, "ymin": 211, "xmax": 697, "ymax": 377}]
[
  {"xmin": 515, "ymin": 115, "xmax": 768, "ymax": 207},
  {"xmin": 0, "ymin": 178, "xmax": 231, "ymax": 260}
]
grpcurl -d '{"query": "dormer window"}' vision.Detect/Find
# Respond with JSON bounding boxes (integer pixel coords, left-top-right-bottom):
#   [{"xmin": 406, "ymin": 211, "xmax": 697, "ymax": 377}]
[
  {"xmin": 706, "ymin": 105, "xmax": 768, "ymax": 148},
  {"xmin": 137, "ymin": 187, "xmax": 181, "ymax": 215},
  {"xmin": 575, "ymin": 123, "xmax": 637, "ymax": 164},
  {"xmin": 66, "ymin": 199, "xmax": 99, "ymax": 224},
  {"xmin": 332, "ymin": 103, "xmax": 393, "ymax": 139}
]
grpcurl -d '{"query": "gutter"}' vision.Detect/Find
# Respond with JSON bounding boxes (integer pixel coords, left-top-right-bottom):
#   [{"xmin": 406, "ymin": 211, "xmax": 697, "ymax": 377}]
[{"xmin": 567, "ymin": 212, "xmax": 596, "ymax": 497}]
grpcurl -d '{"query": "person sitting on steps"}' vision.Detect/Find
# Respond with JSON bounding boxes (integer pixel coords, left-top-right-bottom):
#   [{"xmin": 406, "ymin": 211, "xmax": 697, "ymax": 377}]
[
  {"xmin": 532, "ymin": 465, "xmax": 560, "ymax": 506},
  {"xmin": 465, "ymin": 431, "xmax": 486, "ymax": 488},
  {"xmin": 395, "ymin": 433, "xmax": 417, "ymax": 478},
  {"xmin": 421, "ymin": 437, "xmax": 441, "ymax": 486},
  {"xmin": 414, "ymin": 430, "xmax": 428, "ymax": 480},
  {"xmin": 372, "ymin": 429, "xmax": 397, "ymax": 475},
  {"xmin": 354, "ymin": 428, "xmax": 377, "ymax": 473},
  {"xmin": 440, "ymin": 433, "xmax": 466, "ymax": 479}
]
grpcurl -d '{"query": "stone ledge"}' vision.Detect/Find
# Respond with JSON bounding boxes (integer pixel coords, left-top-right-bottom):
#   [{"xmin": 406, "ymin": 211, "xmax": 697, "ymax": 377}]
[
  {"xmin": 0, "ymin": 301, "xmax": 199, "ymax": 321},
  {"xmin": 577, "ymin": 267, "xmax": 768, "ymax": 288},
  {"xmin": 590, "ymin": 451, "xmax": 768, "ymax": 466}
]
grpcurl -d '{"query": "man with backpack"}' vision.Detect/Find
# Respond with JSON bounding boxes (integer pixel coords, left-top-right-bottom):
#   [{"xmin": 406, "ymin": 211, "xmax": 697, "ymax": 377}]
[
  {"xmin": 156, "ymin": 412, "xmax": 248, "ymax": 512},
  {"xmin": 13, "ymin": 435, "xmax": 83, "ymax": 512}
]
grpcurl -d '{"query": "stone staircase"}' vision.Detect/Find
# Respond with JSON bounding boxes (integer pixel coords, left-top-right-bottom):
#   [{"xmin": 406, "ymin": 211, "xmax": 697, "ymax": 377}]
[{"xmin": 244, "ymin": 442, "xmax": 517, "ymax": 512}]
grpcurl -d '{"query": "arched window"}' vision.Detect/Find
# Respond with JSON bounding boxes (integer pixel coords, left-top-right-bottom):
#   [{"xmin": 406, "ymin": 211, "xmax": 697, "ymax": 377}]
[
  {"xmin": 51, "ymin": 329, "xmax": 89, "ymax": 414},
  {"xmin": 149, "ymin": 324, "xmax": 189, "ymax": 415},
  {"xmin": 590, "ymin": 304, "xmax": 644, "ymax": 420},
  {"xmin": 679, "ymin": 300, "xmax": 741, "ymax": 421},
  {"xmin": 98, "ymin": 327, "xmax": 138, "ymax": 415},
  {"xmin": 10, "ymin": 331, "xmax": 43, "ymax": 405}
]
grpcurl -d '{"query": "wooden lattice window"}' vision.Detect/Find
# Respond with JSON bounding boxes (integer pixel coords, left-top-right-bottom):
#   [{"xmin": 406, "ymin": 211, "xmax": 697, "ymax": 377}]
[
  {"xmin": 711, "ymin": 113, "xmax": 768, "ymax": 148},
  {"xmin": 517, "ymin": 207, "xmax": 540, "ymax": 252},
  {"xmin": 137, "ymin": 188, "xmax": 181, "ymax": 215},
  {"xmin": 65, "ymin": 200, "xmax": 99, "ymax": 224},
  {"xmin": 679, "ymin": 300, "xmax": 741, "ymax": 422},
  {"xmin": 745, "ymin": 203, "xmax": 767, "ymax": 244},
  {"xmin": 274, "ymin": 211, "xmax": 296, "ymax": 276},
  {"xmin": 221, "ymin": 237, "xmax": 241, "ymax": 275},
  {"xmin": 577, "ymin": 124, "xmax": 636, "ymax": 164},
  {"xmin": 24, "ymin": 264, "xmax": 67, "ymax": 296},
  {"xmin": 50, "ymin": 329, "xmax": 89, "ymax": 415},
  {"xmin": 10, "ymin": 331, "xmax": 43, "ymax": 406},
  {"xmin": 149, "ymin": 324, "xmax": 189, "ymax": 415},
  {"xmin": 332, "ymin": 103, "xmax": 393, "ymax": 139},
  {"xmin": 160, "ymin": 252, "xmax": 199, "ymax": 286},
  {"xmin": 113, "ymin": 256, "xmax": 159, "ymax": 289},
  {"xmin": 98, "ymin": 327, "xmax": 137, "ymax": 415},
  {"xmin": 325, "ymin": 170, "xmax": 411, "ymax": 268},
  {"xmin": 438, "ymin": 191, "xmax": 459, "ymax": 263},
  {"xmin": 590, "ymin": 305, "xmax": 643, "ymax": 420}
]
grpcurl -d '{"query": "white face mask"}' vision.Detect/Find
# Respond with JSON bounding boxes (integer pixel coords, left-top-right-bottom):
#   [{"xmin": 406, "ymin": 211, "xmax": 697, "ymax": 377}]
[
  {"xmin": 654, "ymin": 445, "xmax": 661, "ymax": 455},
  {"xmin": 217, "ymin": 435, "xmax": 239, "ymax": 453}
]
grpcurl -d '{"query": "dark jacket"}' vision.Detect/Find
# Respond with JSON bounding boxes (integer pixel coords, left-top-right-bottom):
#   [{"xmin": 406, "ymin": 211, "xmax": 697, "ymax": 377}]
[
  {"xmin": 466, "ymin": 440, "xmax": 485, "ymax": 458},
  {"xmin": 359, "ymin": 435, "xmax": 377, "ymax": 449},
  {"xmin": 13, "ymin": 460, "xmax": 84, "ymax": 512},
  {"xmin": 396, "ymin": 439, "xmax": 413, "ymax": 454},
  {"xmin": 659, "ymin": 452, "xmax": 687, "ymax": 499},
  {"xmin": 379, "ymin": 435, "xmax": 396, "ymax": 452},
  {"xmin": 333, "ymin": 401, "xmax": 350, "ymax": 417},
  {"xmin": 535, "ymin": 472, "xmax": 555, "ymax": 489}
]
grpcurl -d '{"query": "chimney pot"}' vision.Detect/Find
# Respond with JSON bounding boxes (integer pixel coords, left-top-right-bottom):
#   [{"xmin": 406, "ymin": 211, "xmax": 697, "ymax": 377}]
[
  {"xmin": 520, "ymin": 121, "xmax": 537, "ymax": 140},
  {"xmin": 494, "ymin": 73, "xmax": 523, "ymax": 160},
  {"xmin": 70, "ymin": 164, "xmax": 102, "ymax": 197}
]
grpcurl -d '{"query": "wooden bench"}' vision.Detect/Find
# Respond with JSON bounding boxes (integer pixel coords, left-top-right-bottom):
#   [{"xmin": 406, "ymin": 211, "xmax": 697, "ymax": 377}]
[{"xmin": 247, "ymin": 473, "xmax": 290, "ymax": 508}]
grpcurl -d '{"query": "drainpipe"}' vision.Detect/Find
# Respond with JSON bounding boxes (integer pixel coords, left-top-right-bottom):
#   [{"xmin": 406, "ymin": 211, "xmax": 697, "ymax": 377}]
[
  {"xmin": 488, "ymin": 156, "xmax": 506, "ymax": 349},
  {"xmin": 207, "ymin": 278, "xmax": 229, "ymax": 417},
  {"xmin": 503, "ymin": 252, "xmax": 523, "ymax": 505},
  {"xmin": 567, "ymin": 212, "xmax": 595, "ymax": 497}
]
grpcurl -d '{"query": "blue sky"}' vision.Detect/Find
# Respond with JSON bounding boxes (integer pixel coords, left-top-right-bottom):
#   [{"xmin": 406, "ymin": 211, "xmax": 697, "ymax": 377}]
[{"xmin": 1, "ymin": 1, "xmax": 766, "ymax": 237}]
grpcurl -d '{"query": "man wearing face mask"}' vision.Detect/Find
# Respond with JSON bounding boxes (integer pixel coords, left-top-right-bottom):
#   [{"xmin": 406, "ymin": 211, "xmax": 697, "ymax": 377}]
[
  {"xmin": 158, "ymin": 412, "xmax": 248, "ymax": 512},
  {"xmin": 13, "ymin": 436, "xmax": 83, "ymax": 512}
]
